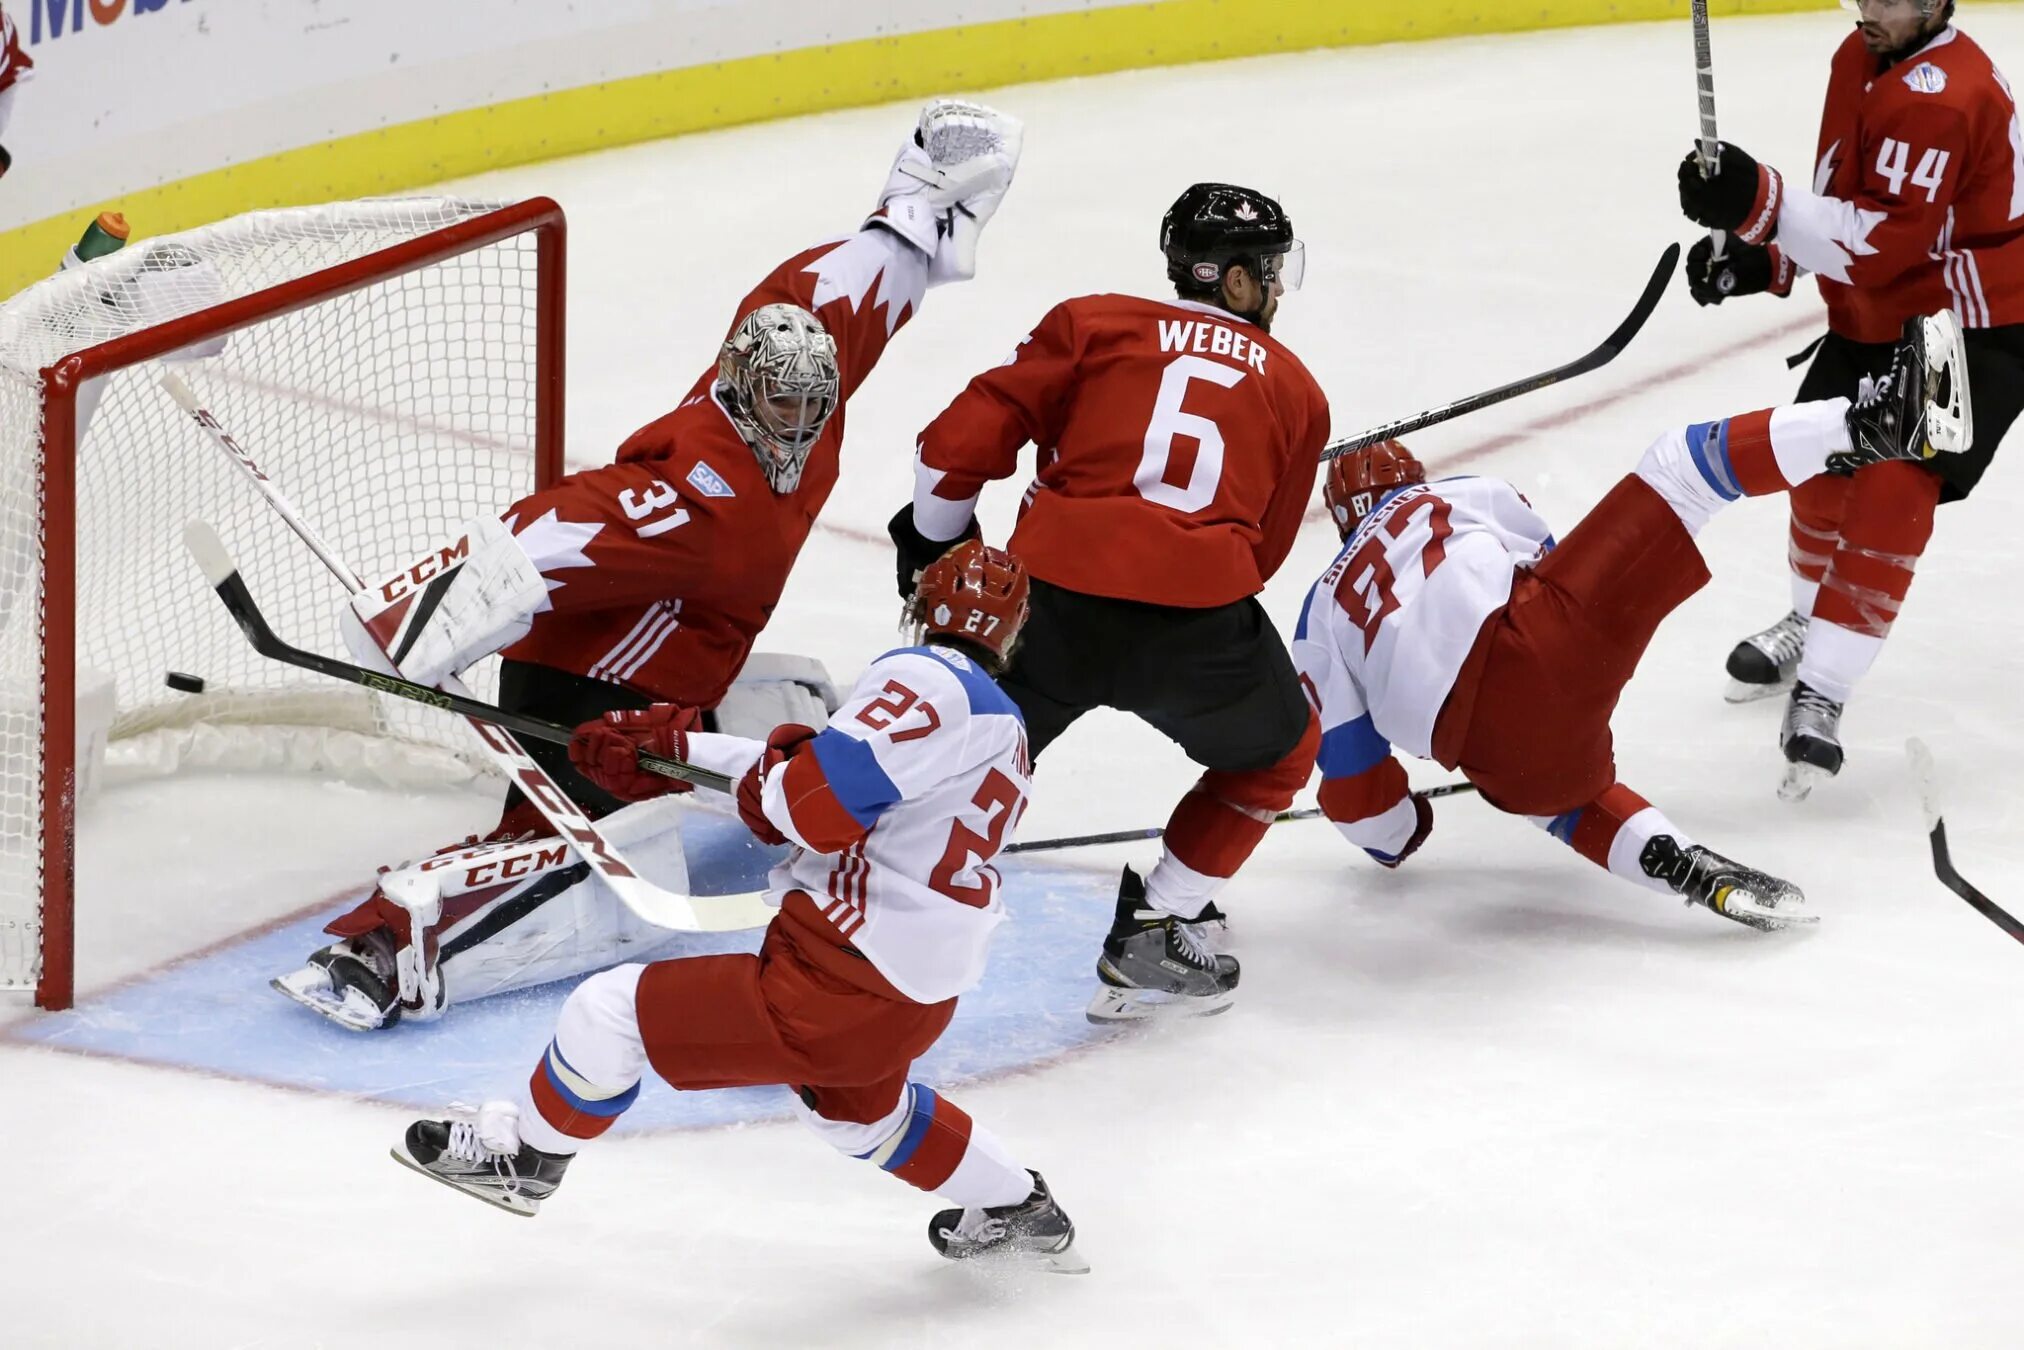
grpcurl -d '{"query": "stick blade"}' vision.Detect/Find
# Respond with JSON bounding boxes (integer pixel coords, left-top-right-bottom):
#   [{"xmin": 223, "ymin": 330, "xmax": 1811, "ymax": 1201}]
[
  {"xmin": 182, "ymin": 519, "xmax": 238, "ymax": 588},
  {"xmin": 1905, "ymin": 736, "xmax": 1943, "ymax": 834}
]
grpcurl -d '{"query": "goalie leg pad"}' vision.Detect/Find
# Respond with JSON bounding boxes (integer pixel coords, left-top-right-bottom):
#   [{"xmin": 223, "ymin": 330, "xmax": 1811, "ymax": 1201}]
[
  {"xmin": 345, "ymin": 515, "xmax": 547, "ymax": 687},
  {"xmin": 713, "ymin": 651, "xmax": 841, "ymax": 738}
]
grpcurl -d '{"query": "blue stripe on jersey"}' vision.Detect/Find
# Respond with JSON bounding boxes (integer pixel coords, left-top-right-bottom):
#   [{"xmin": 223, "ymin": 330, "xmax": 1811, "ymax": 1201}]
[
  {"xmin": 542, "ymin": 1041, "xmax": 641, "ymax": 1118},
  {"xmin": 871, "ymin": 645, "xmax": 1022, "ymax": 722},
  {"xmin": 874, "ymin": 1085, "xmax": 938, "ymax": 1172},
  {"xmin": 1545, "ymin": 808, "xmax": 1583, "ymax": 846},
  {"xmin": 1317, "ymin": 713, "xmax": 1392, "ymax": 780},
  {"xmin": 1685, "ymin": 421, "xmax": 1742, "ymax": 501},
  {"xmin": 809, "ymin": 729, "xmax": 904, "ymax": 829}
]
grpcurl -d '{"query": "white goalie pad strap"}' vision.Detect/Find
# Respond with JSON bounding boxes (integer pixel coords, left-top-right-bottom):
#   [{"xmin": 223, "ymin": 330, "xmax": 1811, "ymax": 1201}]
[{"xmin": 344, "ymin": 515, "xmax": 546, "ymax": 687}]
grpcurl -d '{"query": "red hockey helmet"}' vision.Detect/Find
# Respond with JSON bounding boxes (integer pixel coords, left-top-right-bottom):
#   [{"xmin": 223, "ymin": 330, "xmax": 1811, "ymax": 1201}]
[
  {"xmin": 1323, "ymin": 439, "xmax": 1425, "ymax": 539},
  {"xmin": 909, "ymin": 540, "xmax": 1032, "ymax": 671}
]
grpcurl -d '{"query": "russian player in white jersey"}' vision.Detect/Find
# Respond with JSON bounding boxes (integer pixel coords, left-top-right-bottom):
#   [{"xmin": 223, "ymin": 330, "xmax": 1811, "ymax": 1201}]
[
  {"xmin": 391, "ymin": 541, "xmax": 1085, "ymax": 1273},
  {"xmin": 1293, "ymin": 312, "xmax": 1974, "ymax": 927}
]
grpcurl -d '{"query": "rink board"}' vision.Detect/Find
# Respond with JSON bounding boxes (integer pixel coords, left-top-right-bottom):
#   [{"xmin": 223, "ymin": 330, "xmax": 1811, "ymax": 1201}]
[{"xmin": 5, "ymin": 813, "xmax": 1121, "ymax": 1133}]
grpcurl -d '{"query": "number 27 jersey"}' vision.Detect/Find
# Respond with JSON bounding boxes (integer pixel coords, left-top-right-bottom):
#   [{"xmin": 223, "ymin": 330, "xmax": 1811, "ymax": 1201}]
[{"xmin": 915, "ymin": 294, "xmax": 1331, "ymax": 608}]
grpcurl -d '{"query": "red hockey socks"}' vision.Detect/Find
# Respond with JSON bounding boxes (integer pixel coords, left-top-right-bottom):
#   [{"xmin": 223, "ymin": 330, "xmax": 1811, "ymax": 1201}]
[
  {"xmin": 1797, "ymin": 459, "xmax": 1940, "ymax": 700},
  {"xmin": 1146, "ymin": 710, "xmax": 1319, "ymax": 919},
  {"xmin": 1532, "ymin": 782, "xmax": 1692, "ymax": 897}
]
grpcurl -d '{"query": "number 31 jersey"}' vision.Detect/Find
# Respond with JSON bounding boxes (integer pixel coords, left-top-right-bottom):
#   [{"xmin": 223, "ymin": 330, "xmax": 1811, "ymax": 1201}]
[
  {"xmin": 754, "ymin": 644, "xmax": 1031, "ymax": 1005},
  {"xmin": 914, "ymin": 294, "xmax": 1331, "ymax": 607},
  {"xmin": 1291, "ymin": 477, "xmax": 1554, "ymax": 763}
]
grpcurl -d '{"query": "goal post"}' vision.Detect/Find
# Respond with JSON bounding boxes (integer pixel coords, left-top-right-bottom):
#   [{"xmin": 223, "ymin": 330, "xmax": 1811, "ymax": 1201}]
[{"xmin": 0, "ymin": 197, "xmax": 566, "ymax": 1011}]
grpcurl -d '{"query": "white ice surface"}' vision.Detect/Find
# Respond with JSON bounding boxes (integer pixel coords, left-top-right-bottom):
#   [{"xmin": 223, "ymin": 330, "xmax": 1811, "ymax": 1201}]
[{"xmin": 9, "ymin": 10, "xmax": 2024, "ymax": 1347}]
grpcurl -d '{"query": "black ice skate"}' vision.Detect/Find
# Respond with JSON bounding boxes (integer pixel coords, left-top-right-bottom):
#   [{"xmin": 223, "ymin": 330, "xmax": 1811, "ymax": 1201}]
[
  {"xmin": 1724, "ymin": 610, "xmax": 1806, "ymax": 703},
  {"xmin": 1778, "ymin": 681, "xmax": 1846, "ymax": 802},
  {"xmin": 1832, "ymin": 311, "xmax": 1975, "ymax": 472},
  {"xmin": 1086, "ymin": 867, "xmax": 1239, "ymax": 1023},
  {"xmin": 391, "ymin": 1109, "xmax": 571, "ymax": 1219},
  {"xmin": 271, "ymin": 930, "xmax": 402, "ymax": 1032},
  {"xmin": 928, "ymin": 1170, "xmax": 1087, "ymax": 1274},
  {"xmin": 1639, "ymin": 834, "xmax": 1816, "ymax": 931}
]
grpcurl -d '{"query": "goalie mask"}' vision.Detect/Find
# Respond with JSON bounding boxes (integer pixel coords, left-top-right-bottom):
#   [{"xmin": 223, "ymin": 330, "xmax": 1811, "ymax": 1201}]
[
  {"xmin": 1324, "ymin": 439, "xmax": 1425, "ymax": 540},
  {"xmin": 717, "ymin": 303, "xmax": 841, "ymax": 494},
  {"xmin": 907, "ymin": 540, "xmax": 1031, "ymax": 672}
]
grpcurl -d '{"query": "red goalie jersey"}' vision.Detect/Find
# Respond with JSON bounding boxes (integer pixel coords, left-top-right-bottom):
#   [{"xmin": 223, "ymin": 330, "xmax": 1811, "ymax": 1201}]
[
  {"xmin": 1786, "ymin": 26, "xmax": 2024, "ymax": 342},
  {"xmin": 498, "ymin": 229, "xmax": 926, "ymax": 707},
  {"xmin": 914, "ymin": 296, "xmax": 1330, "ymax": 608}
]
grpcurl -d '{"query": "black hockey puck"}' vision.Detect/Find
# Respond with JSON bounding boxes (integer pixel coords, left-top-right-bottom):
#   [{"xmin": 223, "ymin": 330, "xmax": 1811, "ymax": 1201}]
[{"xmin": 165, "ymin": 671, "xmax": 206, "ymax": 693}]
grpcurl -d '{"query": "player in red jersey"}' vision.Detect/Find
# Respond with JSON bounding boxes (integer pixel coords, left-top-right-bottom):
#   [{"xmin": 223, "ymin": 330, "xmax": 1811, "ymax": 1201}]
[
  {"xmin": 271, "ymin": 99, "xmax": 1024, "ymax": 1032},
  {"xmin": 1678, "ymin": 0, "xmax": 2024, "ymax": 798},
  {"xmin": 887, "ymin": 183, "xmax": 1329, "ymax": 1021},
  {"xmin": 0, "ymin": 3, "xmax": 34, "ymax": 177}
]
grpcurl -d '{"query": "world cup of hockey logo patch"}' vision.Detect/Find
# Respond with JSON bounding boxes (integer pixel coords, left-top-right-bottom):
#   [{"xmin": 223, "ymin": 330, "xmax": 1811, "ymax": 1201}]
[
  {"xmin": 687, "ymin": 461, "xmax": 736, "ymax": 498},
  {"xmin": 1904, "ymin": 63, "xmax": 1947, "ymax": 95}
]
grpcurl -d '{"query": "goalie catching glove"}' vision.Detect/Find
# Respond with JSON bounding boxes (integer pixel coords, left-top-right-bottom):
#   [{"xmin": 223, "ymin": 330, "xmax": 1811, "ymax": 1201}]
[
  {"xmin": 870, "ymin": 98, "xmax": 1024, "ymax": 287},
  {"xmin": 568, "ymin": 704, "xmax": 705, "ymax": 803}
]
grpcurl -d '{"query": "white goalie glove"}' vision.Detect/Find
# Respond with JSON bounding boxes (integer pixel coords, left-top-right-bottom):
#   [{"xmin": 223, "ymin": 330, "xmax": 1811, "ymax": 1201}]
[
  {"xmin": 870, "ymin": 97, "xmax": 1023, "ymax": 286},
  {"xmin": 714, "ymin": 651, "xmax": 843, "ymax": 738}
]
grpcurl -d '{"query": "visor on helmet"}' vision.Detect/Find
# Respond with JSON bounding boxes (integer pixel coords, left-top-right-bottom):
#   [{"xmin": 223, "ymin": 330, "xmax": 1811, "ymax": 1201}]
[{"xmin": 1258, "ymin": 239, "xmax": 1306, "ymax": 293}]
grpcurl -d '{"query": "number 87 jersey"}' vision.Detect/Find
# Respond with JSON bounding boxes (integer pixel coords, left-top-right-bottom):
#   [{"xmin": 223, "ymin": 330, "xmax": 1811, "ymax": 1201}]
[
  {"xmin": 913, "ymin": 295, "xmax": 1332, "ymax": 607},
  {"xmin": 755, "ymin": 644, "xmax": 1031, "ymax": 1005}
]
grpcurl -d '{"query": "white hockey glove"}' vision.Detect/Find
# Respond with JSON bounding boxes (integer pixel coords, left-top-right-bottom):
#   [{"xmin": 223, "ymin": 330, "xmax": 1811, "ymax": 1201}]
[
  {"xmin": 343, "ymin": 516, "xmax": 547, "ymax": 687},
  {"xmin": 714, "ymin": 652, "xmax": 842, "ymax": 739},
  {"xmin": 870, "ymin": 98, "xmax": 1023, "ymax": 285}
]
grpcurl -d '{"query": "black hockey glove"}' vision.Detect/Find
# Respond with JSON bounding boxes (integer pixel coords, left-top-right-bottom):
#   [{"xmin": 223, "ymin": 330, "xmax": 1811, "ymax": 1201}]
[
  {"xmin": 1684, "ymin": 235, "xmax": 1795, "ymax": 307},
  {"xmin": 887, "ymin": 504, "xmax": 980, "ymax": 600},
  {"xmin": 1677, "ymin": 142, "xmax": 1783, "ymax": 245}
]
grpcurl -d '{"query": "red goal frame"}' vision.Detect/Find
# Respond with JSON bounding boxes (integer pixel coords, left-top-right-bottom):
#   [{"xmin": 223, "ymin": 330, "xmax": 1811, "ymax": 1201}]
[{"xmin": 30, "ymin": 198, "xmax": 567, "ymax": 1010}]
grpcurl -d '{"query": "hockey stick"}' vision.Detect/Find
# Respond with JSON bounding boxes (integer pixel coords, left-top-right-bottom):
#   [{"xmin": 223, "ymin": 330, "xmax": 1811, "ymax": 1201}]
[
  {"xmin": 180, "ymin": 520, "xmax": 775, "ymax": 933},
  {"xmin": 1319, "ymin": 244, "xmax": 1680, "ymax": 460},
  {"xmin": 160, "ymin": 374, "xmax": 743, "ymax": 932},
  {"xmin": 1690, "ymin": 0, "xmax": 1731, "ymax": 267},
  {"xmin": 1905, "ymin": 739, "xmax": 2024, "ymax": 947},
  {"xmin": 1004, "ymin": 781, "xmax": 1477, "ymax": 856}
]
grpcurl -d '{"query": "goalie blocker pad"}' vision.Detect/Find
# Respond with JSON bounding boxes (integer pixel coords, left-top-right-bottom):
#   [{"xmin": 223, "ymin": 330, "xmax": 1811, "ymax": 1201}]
[{"xmin": 343, "ymin": 516, "xmax": 547, "ymax": 687}]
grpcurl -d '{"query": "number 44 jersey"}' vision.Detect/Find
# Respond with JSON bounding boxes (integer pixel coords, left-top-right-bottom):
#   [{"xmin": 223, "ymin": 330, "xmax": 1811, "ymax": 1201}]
[
  {"xmin": 914, "ymin": 295, "xmax": 1331, "ymax": 607},
  {"xmin": 709, "ymin": 643, "xmax": 1032, "ymax": 1006},
  {"xmin": 1291, "ymin": 477, "xmax": 1555, "ymax": 764}
]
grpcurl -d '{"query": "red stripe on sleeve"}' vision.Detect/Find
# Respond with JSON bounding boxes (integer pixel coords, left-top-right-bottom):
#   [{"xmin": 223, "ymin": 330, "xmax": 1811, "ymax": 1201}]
[
  {"xmin": 893, "ymin": 1097, "xmax": 975, "ymax": 1192},
  {"xmin": 1317, "ymin": 757, "xmax": 1409, "ymax": 825},
  {"xmin": 1724, "ymin": 409, "xmax": 1789, "ymax": 496},
  {"xmin": 779, "ymin": 750, "xmax": 872, "ymax": 854}
]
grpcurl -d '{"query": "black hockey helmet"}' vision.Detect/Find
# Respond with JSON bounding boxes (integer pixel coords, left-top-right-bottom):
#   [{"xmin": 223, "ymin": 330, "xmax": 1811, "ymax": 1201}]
[{"xmin": 1161, "ymin": 183, "xmax": 1304, "ymax": 299}]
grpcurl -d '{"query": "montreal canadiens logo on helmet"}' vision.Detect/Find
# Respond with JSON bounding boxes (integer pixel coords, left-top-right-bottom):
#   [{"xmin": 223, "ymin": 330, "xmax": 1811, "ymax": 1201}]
[{"xmin": 1192, "ymin": 261, "xmax": 1222, "ymax": 283}]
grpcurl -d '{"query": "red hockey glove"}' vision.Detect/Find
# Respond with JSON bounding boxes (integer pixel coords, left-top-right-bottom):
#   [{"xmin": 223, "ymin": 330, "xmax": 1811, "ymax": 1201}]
[
  {"xmin": 1366, "ymin": 792, "xmax": 1434, "ymax": 870},
  {"xmin": 737, "ymin": 723, "xmax": 822, "ymax": 845},
  {"xmin": 1677, "ymin": 142, "xmax": 1782, "ymax": 245},
  {"xmin": 568, "ymin": 704, "xmax": 704, "ymax": 803}
]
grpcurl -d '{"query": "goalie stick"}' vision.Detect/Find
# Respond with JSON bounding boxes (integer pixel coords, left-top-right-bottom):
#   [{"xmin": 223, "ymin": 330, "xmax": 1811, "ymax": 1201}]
[
  {"xmin": 180, "ymin": 519, "xmax": 773, "ymax": 932},
  {"xmin": 1319, "ymin": 244, "xmax": 1679, "ymax": 460},
  {"xmin": 161, "ymin": 374, "xmax": 750, "ymax": 933},
  {"xmin": 1904, "ymin": 739, "xmax": 2024, "ymax": 947},
  {"xmin": 1005, "ymin": 781, "xmax": 1477, "ymax": 856}
]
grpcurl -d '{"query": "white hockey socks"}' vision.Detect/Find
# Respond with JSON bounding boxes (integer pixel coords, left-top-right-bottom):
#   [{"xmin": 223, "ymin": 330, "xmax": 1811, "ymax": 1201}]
[
  {"xmin": 515, "ymin": 964, "xmax": 650, "ymax": 1156},
  {"xmin": 1635, "ymin": 403, "xmax": 1853, "ymax": 536},
  {"xmin": 1530, "ymin": 784, "xmax": 1694, "ymax": 898},
  {"xmin": 796, "ymin": 1083, "xmax": 1033, "ymax": 1210}
]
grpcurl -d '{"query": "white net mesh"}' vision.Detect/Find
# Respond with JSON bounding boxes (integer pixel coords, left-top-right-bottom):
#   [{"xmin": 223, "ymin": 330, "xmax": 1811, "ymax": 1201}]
[{"xmin": 0, "ymin": 198, "xmax": 555, "ymax": 996}]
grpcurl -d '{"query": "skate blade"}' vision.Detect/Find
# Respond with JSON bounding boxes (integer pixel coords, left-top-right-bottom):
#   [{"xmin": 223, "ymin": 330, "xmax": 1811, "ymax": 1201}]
[
  {"xmin": 1085, "ymin": 982, "xmax": 1236, "ymax": 1025},
  {"xmin": 1707, "ymin": 888, "xmax": 1819, "ymax": 931},
  {"xmin": 1725, "ymin": 676, "xmax": 1793, "ymax": 705},
  {"xmin": 1777, "ymin": 761, "xmax": 1831, "ymax": 802},
  {"xmin": 270, "ymin": 974, "xmax": 386, "ymax": 1033},
  {"xmin": 389, "ymin": 1143, "xmax": 541, "ymax": 1218}
]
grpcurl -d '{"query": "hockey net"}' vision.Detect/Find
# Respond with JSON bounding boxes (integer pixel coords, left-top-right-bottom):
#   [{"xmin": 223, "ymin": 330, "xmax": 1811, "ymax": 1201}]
[{"xmin": 0, "ymin": 197, "xmax": 564, "ymax": 1009}]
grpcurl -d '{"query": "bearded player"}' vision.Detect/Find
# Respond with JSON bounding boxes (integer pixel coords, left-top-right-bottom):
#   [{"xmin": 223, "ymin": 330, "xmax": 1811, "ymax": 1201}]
[
  {"xmin": 888, "ymin": 183, "xmax": 1329, "ymax": 1021},
  {"xmin": 1677, "ymin": 0, "xmax": 2024, "ymax": 799},
  {"xmin": 392, "ymin": 542, "xmax": 1085, "ymax": 1273},
  {"xmin": 1295, "ymin": 314, "xmax": 1972, "ymax": 924},
  {"xmin": 273, "ymin": 99, "xmax": 1023, "ymax": 1031}
]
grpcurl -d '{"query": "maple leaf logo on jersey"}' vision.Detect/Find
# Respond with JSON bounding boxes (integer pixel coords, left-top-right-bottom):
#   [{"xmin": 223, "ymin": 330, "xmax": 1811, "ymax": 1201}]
[{"xmin": 1233, "ymin": 200, "xmax": 1259, "ymax": 222}]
